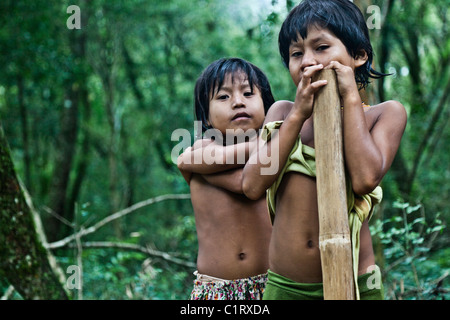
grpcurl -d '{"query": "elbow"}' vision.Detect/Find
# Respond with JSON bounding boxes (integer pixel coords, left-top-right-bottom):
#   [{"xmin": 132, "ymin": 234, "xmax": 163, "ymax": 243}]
[
  {"xmin": 351, "ymin": 174, "xmax": 382, "ymax": 196},
  {"xmin": 243, "ymin": 183, "xmax": 263, "ymax": 201},
  {"xmin": 242, "ymin": 173, "xmax": 265, "ymax": 200}
]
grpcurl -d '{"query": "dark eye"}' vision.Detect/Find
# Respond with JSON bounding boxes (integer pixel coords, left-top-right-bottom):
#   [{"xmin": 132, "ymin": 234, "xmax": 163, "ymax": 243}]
[
  {"xmin": 244, "ymin": 91, "xmax": 253, "ymax": 97},
  {"xmin": 291, "ymin": 51, "xmax": 303, "ymax": 57},
  {"xmin": 317, "ymin": 45, "xmax": 329, "ymax": 51},
  {"xmin": 217, "ymin": 94, "xmax": 228, "ymax": 100}
]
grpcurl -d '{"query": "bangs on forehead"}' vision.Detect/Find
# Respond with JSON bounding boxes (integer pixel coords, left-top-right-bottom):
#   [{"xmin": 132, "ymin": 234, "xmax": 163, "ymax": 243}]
[
  {"xmin": 287, "ymin": 9, "xmax": 336, "ymax": 44},
  {"xmin": 194, "ymin": 57, "xmax": 275, "ymax": 133},
  {"xmin": 210, "ymin": 64, "xmax": 256, "ymax": 97},
  {"xmin": 278, "ymin": 0, "xmax": 387, "ymax": 90},
  {"xmin": 296, "ymin": 22, "xmax": 329, "ymax": 42}
]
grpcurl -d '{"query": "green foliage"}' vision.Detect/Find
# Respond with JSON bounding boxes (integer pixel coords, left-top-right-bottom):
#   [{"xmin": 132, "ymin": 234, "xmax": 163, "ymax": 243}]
[
  {"xmin": 0, "ymin": 0, "xmax": 448, "ymax": 299},
  {"xmin": 371, "ymin": 201, "xmax": 448, "ymax": 300}
]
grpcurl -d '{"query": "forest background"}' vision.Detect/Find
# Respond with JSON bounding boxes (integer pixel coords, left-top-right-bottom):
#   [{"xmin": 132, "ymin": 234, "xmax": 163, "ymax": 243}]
[{"xmin": 0, "ymin": 0, "xmax": 448, "ymax": 300}]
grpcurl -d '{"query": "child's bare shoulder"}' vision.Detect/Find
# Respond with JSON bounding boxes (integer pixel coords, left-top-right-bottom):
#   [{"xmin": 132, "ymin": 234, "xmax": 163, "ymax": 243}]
[
  {"xmin": 366, "ymin": 100, "xmax": 407, "ymax": 133},
  {"xmin": 370, "ymin": 100, "xmax": 406, "ymax": 115},
  {"xmin": 265, "ymin": 100, "xmax": 294, "ymax": 123}
]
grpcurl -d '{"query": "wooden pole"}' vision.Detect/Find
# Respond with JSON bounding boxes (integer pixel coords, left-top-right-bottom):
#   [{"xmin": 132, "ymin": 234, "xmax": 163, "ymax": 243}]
[{"xmin": 313, "ymin": 69, "xmax": 355, "ymax": 300}]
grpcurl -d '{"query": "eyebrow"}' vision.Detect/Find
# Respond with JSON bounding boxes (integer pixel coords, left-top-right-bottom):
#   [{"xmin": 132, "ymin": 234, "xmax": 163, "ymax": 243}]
[
  {"xmin": 291, "ymin": 34, "xmax": 332, "ymax": 49},
  {"xmin": 309, "ymin": 35, "xmax": 328, "ymax": 44},
  {"xmin": 217, "ymin": 83, "xmax": 252, "ymax": 93}
]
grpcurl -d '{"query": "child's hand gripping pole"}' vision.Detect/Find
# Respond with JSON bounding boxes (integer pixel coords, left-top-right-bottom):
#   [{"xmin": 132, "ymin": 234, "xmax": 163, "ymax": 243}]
[{"xmin": 313, "ymin": 69, "xmax": 355, "ymax": 300}]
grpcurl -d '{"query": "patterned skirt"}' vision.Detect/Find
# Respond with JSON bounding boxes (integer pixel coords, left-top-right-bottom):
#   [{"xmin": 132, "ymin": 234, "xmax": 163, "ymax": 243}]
[{"xmin": 190, "ymin": 271, "xmax": 268, "ymax": 300}]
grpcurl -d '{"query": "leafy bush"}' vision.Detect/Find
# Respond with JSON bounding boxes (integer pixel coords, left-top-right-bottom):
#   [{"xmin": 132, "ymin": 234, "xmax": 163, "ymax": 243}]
[{"xmin": 371, "ymin": 201, "xmax": 448, "ymax": 300}]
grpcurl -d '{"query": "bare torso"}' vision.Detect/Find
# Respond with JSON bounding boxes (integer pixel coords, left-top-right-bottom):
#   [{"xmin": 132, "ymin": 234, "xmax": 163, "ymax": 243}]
[
  {"xmin": 268, "ymin": 107, "xmax": 381, "ymax": 283},
  {"xmin": 190, "ymin": 174, "xmax": 272, "ymax": 280},
  {"xmin": 269, "ymin": 172, "xmax": 375, "ymax": 283}
]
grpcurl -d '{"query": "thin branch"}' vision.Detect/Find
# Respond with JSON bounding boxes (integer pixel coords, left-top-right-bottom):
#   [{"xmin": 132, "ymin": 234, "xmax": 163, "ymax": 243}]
[
  {"xmin": 74, "ymin": 203, "xmax": 83, "ymax": 300},
  {"xmin": 382, "ymin": 224, "xmax": 442, "ymax": 275},
  {"xmin": 46, "ymin": 194, "xmax": 191, "ymax": 249},
  {"xmin": 20, "ymin": 179, "xmax": 69, "ymax": 291},
  {"xmin": 42, "ymin": 205, "xmax": 74, "ymax": 228},
  {"xmin": 69, "ymin": 241, "xmax": 196, "ymax": 268},
  {"xmin": 395, "ymin": 272, "xmax": 449, "ymax": 299}
]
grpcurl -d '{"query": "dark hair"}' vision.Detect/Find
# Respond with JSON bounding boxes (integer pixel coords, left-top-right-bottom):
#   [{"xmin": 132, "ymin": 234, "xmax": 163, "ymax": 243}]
[
  {"xmin": 278, "ymin": 0, "xmax": 388, "ymax": 89},
  {"xmin": 194, "ymin": 58, "xmax": 275, "ymax": 133}
]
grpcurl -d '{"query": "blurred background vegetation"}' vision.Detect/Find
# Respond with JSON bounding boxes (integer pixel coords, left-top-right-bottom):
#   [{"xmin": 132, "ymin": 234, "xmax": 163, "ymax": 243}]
[{"xmin": 0, "ymin": 0, "xmax": 448, "ymax": 300}]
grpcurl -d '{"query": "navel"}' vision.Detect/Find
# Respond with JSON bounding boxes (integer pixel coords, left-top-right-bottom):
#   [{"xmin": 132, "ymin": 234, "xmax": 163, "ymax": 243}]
[
  {"xmin": 238, "ymin": 252, "xmax": 246, "ymax": 260},
  {"xmin": 307, "ymin": 240, "xmax": 314, "ymax": 249}
]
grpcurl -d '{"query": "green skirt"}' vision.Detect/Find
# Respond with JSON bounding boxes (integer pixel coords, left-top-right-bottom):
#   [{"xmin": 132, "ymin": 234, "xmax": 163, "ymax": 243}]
[{"xmin": 263, "ymin": 268, "xmax": 384, "ymax": 300}]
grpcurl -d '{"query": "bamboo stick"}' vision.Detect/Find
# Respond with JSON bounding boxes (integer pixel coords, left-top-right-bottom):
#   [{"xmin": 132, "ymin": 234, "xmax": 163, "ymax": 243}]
[{"xmin": 313, "ymin": 69, "xmax": 355, "ymax": 300}]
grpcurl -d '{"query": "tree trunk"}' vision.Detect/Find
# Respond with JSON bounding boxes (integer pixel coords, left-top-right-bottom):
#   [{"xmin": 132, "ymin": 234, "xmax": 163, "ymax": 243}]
[
  {"xmin": 0, "ymin": 123, "xmax": 68, "ymax": 299},
  {"xmin": 96, "ymin": 25, "xmax": 122, "ymax": 239},
  {"xmin": 46, "ymin": 15, "xmax": 89, "ymax": 241},
  {"xmin": 67, "ymin": 84, "xmax": 92, "ymax": 213},
  {"xmin": 46, "ymin": 84, "xmax": 79, "ymax": 242}
]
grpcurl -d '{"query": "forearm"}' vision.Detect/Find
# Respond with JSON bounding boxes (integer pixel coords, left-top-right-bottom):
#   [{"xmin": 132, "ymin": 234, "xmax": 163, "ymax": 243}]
[
  {"xmin": 202, "ymin": 168, "xmax": 244, "ymax": 194},
  {"xmin": 243, "ymin": 111, "xmax": 307, "ymax": 199},
  {"xmin": 242, "ymin": 64, "xmax": 326, "ymax": 199},
  {"xmin": 177, "ymin": 140, "xmax": 252, "ymax": 174}
]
